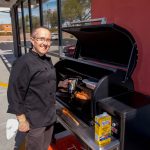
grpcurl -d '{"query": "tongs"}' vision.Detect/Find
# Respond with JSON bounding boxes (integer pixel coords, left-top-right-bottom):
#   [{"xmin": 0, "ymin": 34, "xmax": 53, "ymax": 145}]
[{"xmin": 62, "ymin": 108, "xmax": 79, "ymax": 126}]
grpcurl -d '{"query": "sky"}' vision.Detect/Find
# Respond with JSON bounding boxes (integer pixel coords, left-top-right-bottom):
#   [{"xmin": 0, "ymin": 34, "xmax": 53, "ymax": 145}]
[
  {"xmin": 0, "ymin": 7, "xmax": 11, "ymax": 24},
  {"xmin": 0, "ymin": 0, "xmax": 57, "ymax": 24},
  {"xmin": 31, "ymin": 0, "xmax": 57, "ymax": 16},
  {"xmin": 43, "ymin": 0, "xmax": 56, "ymax": 10}
]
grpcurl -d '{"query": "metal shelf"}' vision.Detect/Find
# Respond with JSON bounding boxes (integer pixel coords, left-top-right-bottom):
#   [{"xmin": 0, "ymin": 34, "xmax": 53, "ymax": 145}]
[{"xmin": 56, "ymin": 101, "xmax": 120, "ymax": 150}]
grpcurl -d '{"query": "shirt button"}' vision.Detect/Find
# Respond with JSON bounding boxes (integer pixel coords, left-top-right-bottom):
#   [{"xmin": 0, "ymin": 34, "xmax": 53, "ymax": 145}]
[
  {"xmin": 49, "ymin": 93, "xmax": 52, "ymax": 95},
  {"xmin": 45, "ymin": 67, "xmax": 47, "ymax": 70},
  {"xmin": 48, "ymin": 80, "xmax": 50, "ymax": 83}
]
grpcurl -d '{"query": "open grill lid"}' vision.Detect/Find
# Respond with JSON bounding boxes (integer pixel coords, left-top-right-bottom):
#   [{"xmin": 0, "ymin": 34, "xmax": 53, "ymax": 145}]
[{"xmin": 62, "ymin": 24, "xmax": 138, "ymax": 80}]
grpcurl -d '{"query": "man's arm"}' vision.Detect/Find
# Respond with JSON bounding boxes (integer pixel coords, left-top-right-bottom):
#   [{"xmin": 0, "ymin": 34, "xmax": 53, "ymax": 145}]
[
  {"xmin": 7, "ymin": 60, "xmax": 31, "ymax": 132},
  {"xmin": 7, "ymin": 61, "xmax": 30, "ymax": 114}
]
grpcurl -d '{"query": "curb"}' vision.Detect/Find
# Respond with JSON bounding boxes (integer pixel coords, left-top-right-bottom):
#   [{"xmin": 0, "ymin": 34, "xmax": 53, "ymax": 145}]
[{"xmin": 0, "ymin": 55, "xmax": 11, "ymax": 72}]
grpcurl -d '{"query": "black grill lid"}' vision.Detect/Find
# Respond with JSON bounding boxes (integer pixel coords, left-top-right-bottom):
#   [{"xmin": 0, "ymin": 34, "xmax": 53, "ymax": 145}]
[{"xmin": 62, "ymin": 24, "xmax": 138, "ymax": 79}]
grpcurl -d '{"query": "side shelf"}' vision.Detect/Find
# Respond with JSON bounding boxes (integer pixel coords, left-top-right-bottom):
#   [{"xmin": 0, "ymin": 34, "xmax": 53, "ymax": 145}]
[{"xmin": 56, "ymin": 101, "xmax": 120, "ymax": 150}]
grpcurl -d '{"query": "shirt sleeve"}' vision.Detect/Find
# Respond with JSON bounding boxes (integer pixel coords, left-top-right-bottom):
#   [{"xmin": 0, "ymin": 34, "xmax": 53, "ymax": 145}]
[{"xmin": 7, "ymin": 59, "xmax": 31, "ymax": 115}]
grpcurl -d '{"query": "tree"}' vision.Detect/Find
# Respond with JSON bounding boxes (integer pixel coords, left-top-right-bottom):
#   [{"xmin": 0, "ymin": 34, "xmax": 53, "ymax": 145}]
[
  {"xmin": 62, "ymin": 0, "xmax": 91, "ymax": 23},
  {"xmin": 49, "ymin": 11, "xmax": 58, "ymax": 28},
  {"xmin": 32, "ymin": 16, "xmax": 40, "ymax": 28},
  {"xmin": 43, "ymin": 10, "xmax": 50, "ymax": 27},
  {"xmin": 80, "ymin": 0, "xmax": 91, "ymax": 20},
  {"xmin": 25, "ymin": 15, "xmax": 30, "ymax": 33}
]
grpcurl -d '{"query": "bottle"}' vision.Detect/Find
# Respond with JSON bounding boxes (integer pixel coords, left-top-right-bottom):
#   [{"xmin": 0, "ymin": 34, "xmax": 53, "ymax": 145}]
[{"xmin": 68, "ymin": 79, "xmax": 77, "ymax": 94}]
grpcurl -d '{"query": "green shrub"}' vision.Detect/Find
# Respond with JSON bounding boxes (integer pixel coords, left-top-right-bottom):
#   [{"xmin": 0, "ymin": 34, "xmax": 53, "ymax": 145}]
[{"xmin": 0, "ymin": 32, "xmax": 12, "ymax": 36}]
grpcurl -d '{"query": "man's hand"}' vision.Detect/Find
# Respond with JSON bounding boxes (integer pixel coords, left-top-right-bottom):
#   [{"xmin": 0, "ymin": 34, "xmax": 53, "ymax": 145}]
[
  {"xmin": 16, "ymin": 114, "xmax": 30, "ymax": 132},
  {"xmin": 58, "ymin": 79, "xmax": 70, "ymax": 88}
]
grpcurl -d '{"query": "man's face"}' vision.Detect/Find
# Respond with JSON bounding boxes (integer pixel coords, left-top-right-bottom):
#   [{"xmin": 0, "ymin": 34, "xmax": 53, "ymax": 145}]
[{"xmin": 31, "ymin": 28, "xmax": 51, "ymax": 56}]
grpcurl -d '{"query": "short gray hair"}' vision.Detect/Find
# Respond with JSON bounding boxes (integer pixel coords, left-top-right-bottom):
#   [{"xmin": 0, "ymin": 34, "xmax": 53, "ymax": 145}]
[{"xmin": 31, "ymin": 26, "xmax": 51, "ymax": 38}]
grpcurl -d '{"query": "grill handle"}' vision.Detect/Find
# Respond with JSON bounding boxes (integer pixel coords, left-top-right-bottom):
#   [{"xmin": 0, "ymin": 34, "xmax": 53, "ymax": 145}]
[{"xmin": 70, "ymin": 17, "xmax": 107, "ymax": 25}]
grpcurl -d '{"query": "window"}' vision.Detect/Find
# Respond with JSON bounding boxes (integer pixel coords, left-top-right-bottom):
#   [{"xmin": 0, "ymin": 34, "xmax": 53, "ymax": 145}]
[
  {"xmin": 31, "ymin": 0, "xmax": 40, "ymax": 29},
  {"xmin": 42, "ymin": 0, "xmax": 59, "ymax": 55},
  {"xmin": 18, "ymin": 5, "xmax": 24, "ymax": 47},
  {"xmin": 61, "ymin": 0, "xmax": 91, "ymax": 57},
  {"xmin": 23, "ymin": 0, "xmax": 31, "ymax": 51}
]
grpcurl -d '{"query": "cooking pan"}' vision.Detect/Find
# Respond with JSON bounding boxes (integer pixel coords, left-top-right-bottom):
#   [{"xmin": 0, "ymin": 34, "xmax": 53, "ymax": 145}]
[
  {"xmin": 73, "ymin": 91, "xmax": 91, "ymax": 105},
  {"xmin": 56, "ymin": 90, "xmax": 69, "ymax": 98},
  {"xmin": 74, "ymin": 97, "xmax": 91, "ymax": 105}
]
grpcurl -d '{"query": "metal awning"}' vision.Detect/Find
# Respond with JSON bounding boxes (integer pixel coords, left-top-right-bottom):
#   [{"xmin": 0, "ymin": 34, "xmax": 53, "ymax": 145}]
[{"xmin": 0, "ymin": 0, "xmax": 17, "ymax": 8}]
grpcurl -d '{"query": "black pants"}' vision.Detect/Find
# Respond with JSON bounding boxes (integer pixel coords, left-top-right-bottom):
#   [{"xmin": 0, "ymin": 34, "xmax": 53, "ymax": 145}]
[
  {"xmin": 14, "ymin": 131, "xmax": 27, "ymax": 150},
  {"xmin": 25, "ymin": 125, "xmax": 54, "ymax": 150}
]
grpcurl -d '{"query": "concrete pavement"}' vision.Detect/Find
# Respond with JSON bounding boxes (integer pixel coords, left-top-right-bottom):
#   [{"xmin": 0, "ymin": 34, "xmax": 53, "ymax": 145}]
[{"xmin": 0, "ymin": 56, "xmax": 16, "ymax": 150}]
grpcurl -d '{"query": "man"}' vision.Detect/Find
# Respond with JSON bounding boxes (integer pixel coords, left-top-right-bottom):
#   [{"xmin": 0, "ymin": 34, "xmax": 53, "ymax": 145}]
[{"xmin": 7, "ymin": 27, "xmax": 68, "ymax": 150}]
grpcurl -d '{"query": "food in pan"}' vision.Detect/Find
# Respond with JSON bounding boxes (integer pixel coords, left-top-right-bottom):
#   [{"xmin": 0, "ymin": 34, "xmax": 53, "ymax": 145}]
[{"xmin": 74, "ymin": 91, "xmax": 91, "ymax": 100}]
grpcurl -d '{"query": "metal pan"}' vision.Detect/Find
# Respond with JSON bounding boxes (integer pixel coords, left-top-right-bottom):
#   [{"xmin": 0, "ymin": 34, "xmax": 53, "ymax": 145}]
[{"xmin": 56, "ymin": 91, "xmax": 69, "ymax": 98}]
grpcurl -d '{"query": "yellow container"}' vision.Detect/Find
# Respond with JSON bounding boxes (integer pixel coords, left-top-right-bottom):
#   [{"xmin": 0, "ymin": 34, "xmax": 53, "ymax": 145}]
[{"xmin": 95, "ymin": 112, "xmax": 111, "ymax": 147}]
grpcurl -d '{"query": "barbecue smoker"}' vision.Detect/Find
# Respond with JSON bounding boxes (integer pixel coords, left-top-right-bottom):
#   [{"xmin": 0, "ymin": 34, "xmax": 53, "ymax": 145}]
[{"xmin": 55, "ymin": 24, "xmax": 138, "ymax": 150}]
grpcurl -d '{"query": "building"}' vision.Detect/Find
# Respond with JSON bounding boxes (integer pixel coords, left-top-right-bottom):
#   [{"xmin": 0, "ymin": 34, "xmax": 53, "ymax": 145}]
[{"xmin": 0, "ymin": 24, "xmax": 12, "ymax": 32}]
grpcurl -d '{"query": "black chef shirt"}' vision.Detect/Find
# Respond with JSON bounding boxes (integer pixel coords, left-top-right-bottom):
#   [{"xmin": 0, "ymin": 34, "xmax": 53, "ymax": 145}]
[{"xmin": 7, "ymin": 49, "xmax": 57, "ymax": 129}]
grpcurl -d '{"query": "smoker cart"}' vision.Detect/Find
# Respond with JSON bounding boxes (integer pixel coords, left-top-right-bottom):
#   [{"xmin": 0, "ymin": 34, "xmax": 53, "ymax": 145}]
[{"xmin": 55, "ymin": 23, "xmax": 138, "ymax": 150}]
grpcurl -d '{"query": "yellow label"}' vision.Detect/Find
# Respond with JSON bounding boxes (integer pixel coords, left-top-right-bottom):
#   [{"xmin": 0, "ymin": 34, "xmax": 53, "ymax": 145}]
[{"xmin": 95, "ymin": 113, "xmax": 111, "ymax": 147}]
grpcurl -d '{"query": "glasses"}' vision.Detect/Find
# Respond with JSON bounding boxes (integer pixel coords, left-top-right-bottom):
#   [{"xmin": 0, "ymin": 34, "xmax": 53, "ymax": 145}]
[{"xmin": 33, "ymin": 37, "xmax": 51, "ymax": 43}]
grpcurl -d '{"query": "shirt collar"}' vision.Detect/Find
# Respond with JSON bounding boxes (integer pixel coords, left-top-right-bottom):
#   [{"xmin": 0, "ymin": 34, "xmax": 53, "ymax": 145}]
[{"xmin": 29, "ymin": 49, "xmax": 46, "ymax": 59}]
